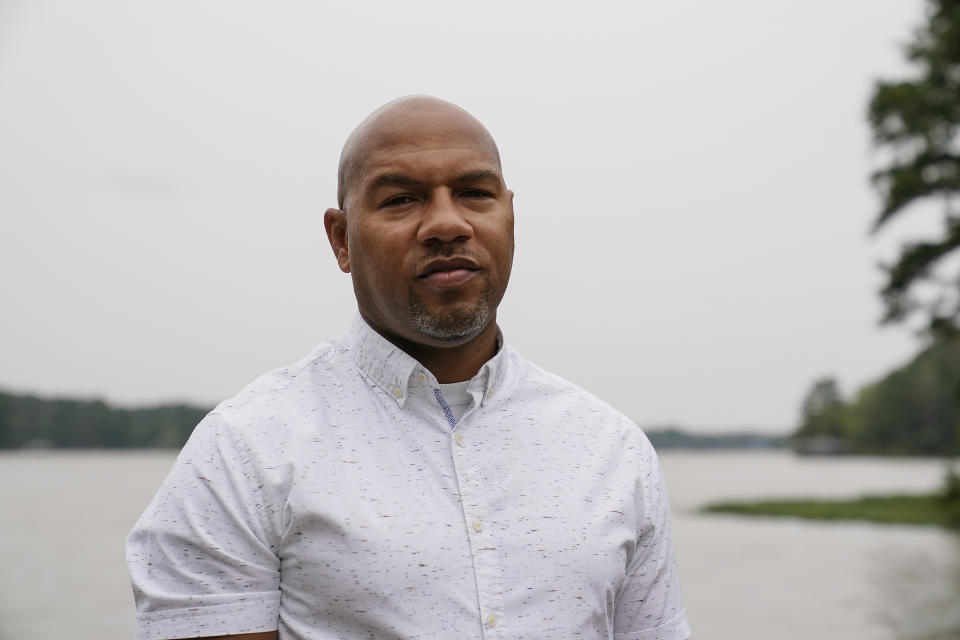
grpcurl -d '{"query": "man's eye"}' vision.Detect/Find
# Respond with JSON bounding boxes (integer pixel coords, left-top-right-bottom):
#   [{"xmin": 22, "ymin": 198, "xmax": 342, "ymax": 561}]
[
  {"xmin": 383, "ymin": 196, "xmax": 415, "ymax": 207},
  {"xmin": 462, "ymin": 189, "xmax": 492, "ymax": 199}
]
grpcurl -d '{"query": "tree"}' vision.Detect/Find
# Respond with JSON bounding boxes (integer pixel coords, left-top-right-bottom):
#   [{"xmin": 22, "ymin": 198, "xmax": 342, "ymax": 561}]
[
  {"xmin": 792, "ymin": 344, "xmax": 960, "ymax": 455},
  {"xmin": 0, "ymin": 389, "xmax": 209, "ymax": 449},
  {"xmin": 869, "ymin": 0, "xmax": 960, "ymax": 334},
  {"xmin": 796, "ymin": 377, "xmax": 848, "ymax": 439},
  {"xmin": 862, "ymin": 2, "xmax": 960, "ymax": 523}
]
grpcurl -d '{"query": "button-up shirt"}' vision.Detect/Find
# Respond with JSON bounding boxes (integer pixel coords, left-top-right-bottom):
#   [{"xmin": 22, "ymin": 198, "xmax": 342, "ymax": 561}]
[{"xmin": 126, "ymin": 317, "xmax": 690, "ymax": 640}]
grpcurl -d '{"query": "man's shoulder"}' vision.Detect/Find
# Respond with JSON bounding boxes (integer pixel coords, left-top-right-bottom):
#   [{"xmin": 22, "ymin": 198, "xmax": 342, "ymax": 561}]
[
  {"xmin": 509, "ymin": 348, "xmax": 641, "ymax": 432},
  {"xmin": 506, "ymin": 349, "xmax": 659, "ymax": 468},
  {"xmin": 211, "ymin": 335, "xmax": 350, "ymax": 421}
]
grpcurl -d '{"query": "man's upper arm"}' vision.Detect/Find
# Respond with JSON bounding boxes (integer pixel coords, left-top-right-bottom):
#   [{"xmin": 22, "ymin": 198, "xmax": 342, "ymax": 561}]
[
  {"xmin": 613, "ymin": 433, "xmax": 691, "ymax": 640},
  {"xmin": 193, "ymin": 633, "xmax": 278, "ymax": 640},
  {"xmin": 126, "ymin": 412, "xmax": 282, "ymax": 640}
]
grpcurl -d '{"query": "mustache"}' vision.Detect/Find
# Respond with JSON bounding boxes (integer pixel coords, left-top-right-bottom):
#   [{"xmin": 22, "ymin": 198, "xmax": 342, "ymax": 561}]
[{"xmin": 413, "ymin": 248, "xmax": 483, "ymax": 271}]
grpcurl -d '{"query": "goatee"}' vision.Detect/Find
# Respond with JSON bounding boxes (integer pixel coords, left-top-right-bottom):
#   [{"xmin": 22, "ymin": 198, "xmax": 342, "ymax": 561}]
[{"xmin": 408, "ymin": 284, "xmax": 491, "ymax": 342}]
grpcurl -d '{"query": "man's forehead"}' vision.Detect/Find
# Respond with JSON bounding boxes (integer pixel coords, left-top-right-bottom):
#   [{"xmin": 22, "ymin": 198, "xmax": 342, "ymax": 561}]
[
  {"xmin": 338, "ymin": 96, "xmax": 502, "ymax": 208},
  {"xmin": 358, "ymin": 122, "xmax": 499, "ymax": 168},
  {"xmin": 359, "ymin": 143, "xmax": 503, "ymax": 185}
]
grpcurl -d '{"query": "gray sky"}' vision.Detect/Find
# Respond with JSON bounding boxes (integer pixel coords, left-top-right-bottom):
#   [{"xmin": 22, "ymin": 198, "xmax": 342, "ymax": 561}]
[{"xmin": 0, "ymin": 0, "xmax": 937, "ymax": 433}]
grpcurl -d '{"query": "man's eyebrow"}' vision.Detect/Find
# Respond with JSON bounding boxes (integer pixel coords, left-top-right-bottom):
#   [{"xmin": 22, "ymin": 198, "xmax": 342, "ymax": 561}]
[
  {"xmin": 367, "ymin": 169, "xmax": 502, "ymax": 192},
  {"xmin": 368, "ymin": 173, "xmax": 425, "ymax": 190},
  {"xmin": 453, "ymin": 169, "xmax": 502, "ymax": 184}
]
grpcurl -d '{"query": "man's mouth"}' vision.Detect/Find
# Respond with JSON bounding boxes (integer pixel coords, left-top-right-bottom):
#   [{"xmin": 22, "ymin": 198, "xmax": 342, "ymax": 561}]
[{"xmin": 418, "ymin": 258, "xmax": 480, "ymax": 288}]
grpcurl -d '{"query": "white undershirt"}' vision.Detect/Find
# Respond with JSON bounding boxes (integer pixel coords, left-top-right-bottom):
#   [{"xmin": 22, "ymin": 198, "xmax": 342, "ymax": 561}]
[{"xmin": 438, "ymin": 380, "xmax": 473, "ymax": 422}]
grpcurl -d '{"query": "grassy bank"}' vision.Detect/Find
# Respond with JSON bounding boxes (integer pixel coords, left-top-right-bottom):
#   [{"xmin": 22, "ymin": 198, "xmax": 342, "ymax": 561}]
[{"xmin": 703, "ymin": 493, "xmax": 955, "ymax": 528}]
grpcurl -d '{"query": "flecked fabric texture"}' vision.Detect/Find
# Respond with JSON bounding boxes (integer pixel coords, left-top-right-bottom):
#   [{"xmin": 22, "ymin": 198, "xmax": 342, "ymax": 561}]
[{"xmin": 126, "ymin": 317, "xmax": 690, "ymax": 640}]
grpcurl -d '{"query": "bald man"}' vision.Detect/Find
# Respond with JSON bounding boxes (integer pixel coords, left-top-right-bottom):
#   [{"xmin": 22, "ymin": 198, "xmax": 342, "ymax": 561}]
[{"xmin": 126, "ymin": 97, "xmax": 690, "ymax": 640}]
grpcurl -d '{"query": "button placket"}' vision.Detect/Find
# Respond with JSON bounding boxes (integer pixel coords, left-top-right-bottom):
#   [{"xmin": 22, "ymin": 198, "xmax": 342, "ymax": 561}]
[{"xmin": 451, "ymin": 417, "xmax": 506, "ymax": 637}]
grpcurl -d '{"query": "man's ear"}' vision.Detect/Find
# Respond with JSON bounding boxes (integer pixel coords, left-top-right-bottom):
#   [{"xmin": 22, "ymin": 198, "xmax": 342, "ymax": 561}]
[{"xmin": 323, "ymin": 208, "xmax": 351, "ymax": 273}]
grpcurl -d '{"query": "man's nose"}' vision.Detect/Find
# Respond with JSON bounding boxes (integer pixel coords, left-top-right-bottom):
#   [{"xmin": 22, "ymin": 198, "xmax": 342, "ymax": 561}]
[{"xmin": 416, "ymin": 190, "xmax": 473, "ymax": 244}]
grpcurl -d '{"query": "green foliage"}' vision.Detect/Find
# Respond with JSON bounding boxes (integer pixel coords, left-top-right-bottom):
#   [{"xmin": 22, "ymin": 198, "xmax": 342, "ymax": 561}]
[
  {"xmin": 869, "ymin": 0, "xmax": 960, "ymax": 332},
  {"xmin": 793, "ymin": 338, "xmax": 960, "ymax": 455},
  {"xmin": 796, "ymin": 377, "xmax": 848, "ymax": 439},
  {"xmin": 941, "ymin": 466, "xmax": 960, "ymax": 527},
  {"xmin": 703, "ymin": 493, "xmax": 952, "ymax": 528},
  {"xmin": 705, "ymin": 467, "xmax": 960, "ymax": 529},
  {"xmin": 0, "ymin": 389, "xmax": 209, "ymax": 449}
]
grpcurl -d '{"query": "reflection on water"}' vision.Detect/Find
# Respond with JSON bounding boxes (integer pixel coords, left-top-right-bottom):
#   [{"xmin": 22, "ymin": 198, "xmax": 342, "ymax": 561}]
[
  {"xmin": 659, "ymin": 451, "xmax": 960, "ymax": 640},
  {"xmin": 0, "ymin": 450, "xmax": 957, "ymax": 640},
  {"xmin": 871, "ymin": 531, "xmax": 960, "ymax": 640}
]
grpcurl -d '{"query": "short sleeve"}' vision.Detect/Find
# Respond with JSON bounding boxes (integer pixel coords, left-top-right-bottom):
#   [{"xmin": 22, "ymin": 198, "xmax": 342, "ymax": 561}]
[
  {"xmin": 125, "ymin": 412, "xmax": 281, "ymax": 640},
  {"xmin": 614, "ymin": 436, "xmax": 691, "ymax": 640}
]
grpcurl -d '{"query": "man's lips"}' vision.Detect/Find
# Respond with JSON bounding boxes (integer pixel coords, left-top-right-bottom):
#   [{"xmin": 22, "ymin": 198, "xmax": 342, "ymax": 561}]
[
  {"xmin": 418, "ymin": 257, "xmax": 481, "ymax": 288},
  {"xmin": 421, "ymin": 268, "xmax": 476, "ymax": 287}
]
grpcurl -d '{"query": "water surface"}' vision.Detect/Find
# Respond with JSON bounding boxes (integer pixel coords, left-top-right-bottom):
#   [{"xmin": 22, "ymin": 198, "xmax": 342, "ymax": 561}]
[{"xmin": 0, "ymin": 450, "xmax": 956, "ymax": 639}]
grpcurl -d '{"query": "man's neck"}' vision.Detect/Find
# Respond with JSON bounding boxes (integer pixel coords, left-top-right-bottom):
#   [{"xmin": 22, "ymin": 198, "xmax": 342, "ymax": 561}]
[{"xmin": 365, "ymin": 317, "xmax": 500, "ymax": 383}]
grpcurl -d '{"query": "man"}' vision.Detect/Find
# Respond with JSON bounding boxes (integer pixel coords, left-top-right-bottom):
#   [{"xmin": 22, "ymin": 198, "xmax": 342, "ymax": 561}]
[{"xmin": 126, "ymin": 96, "xmax": 690, "ymax": 640}]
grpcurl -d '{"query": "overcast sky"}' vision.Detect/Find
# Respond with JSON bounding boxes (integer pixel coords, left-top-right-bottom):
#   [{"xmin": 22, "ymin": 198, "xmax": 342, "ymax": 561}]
[{"xmin": 0, "ymin": 0, "xmax": 939, "ymax": 433}]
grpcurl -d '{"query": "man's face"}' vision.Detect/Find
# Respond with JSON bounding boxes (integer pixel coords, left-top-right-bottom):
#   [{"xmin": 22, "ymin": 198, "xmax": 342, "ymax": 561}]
[{"xmin": 326, "ymin": 106, "xmax": 514, "ymax": 349}]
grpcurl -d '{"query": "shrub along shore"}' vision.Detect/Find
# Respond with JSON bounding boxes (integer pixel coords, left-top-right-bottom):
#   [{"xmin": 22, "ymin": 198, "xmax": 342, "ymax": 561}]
[{"xmin": 703, "ymin": 473, "xmax": 960, "ymax": 529}]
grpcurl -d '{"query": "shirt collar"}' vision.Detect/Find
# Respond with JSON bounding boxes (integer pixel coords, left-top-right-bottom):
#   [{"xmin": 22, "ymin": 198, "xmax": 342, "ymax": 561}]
[{"xmin": 345, "ymin": 315, "xmax": 508, "ymax": 408}]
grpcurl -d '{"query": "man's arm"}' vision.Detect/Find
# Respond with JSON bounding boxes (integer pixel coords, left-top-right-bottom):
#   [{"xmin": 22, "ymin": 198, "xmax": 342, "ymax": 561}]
[
  {"xmin": 614, "ymin": 430, "xmax": 691, "ymax": 639},
  {"xmin": 198, "ymin": 633, "xmax": 278, "ymax": 640},
  {"xmin": 127, "ymin": 413, "xmax": 283, "ymax": 639}
]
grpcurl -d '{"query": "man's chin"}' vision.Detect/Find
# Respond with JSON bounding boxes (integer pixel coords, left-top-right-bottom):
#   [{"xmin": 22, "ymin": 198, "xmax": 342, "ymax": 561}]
[{"xmin": 410, "ymin": 304, "xmax": 491, "ymax": 344}]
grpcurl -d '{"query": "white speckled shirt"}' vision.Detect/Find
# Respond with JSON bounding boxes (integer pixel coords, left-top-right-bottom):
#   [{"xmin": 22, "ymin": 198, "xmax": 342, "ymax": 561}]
[{"xmin": 126, "ymin": 317, "xmax": 690, "ymax": 640}]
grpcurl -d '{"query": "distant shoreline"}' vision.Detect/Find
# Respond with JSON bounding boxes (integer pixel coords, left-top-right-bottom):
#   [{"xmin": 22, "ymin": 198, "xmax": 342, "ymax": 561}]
[
  {"xmin": 2, "ymin": 386, "xmax": 793, "ymax": 450},
  {"xmin": 644, "ymin": 427, "xmax": 786, "ymax": 450}
]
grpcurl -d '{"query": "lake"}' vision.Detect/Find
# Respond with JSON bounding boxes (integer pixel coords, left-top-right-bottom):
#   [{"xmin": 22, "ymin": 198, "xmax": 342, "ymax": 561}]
[{"xmin": 0, "ymin": 450, "xmax": 956, "ymax": 639}]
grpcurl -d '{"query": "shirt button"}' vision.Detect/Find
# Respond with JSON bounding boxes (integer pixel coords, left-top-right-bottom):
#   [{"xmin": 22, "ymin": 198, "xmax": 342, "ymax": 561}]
[
  {"xmin": 473, "ymin": 520, "xmax": 483, "ymax": 532},
  {"xmin": 455, "ymin": 434, "xmax": 464, "ymax": 447},
  {"xmin": 393, "ymin": 388, "xmax": 402, "ymax": 397},
  {"xmin": 487, "ymin": 614, "xmax": 497, "ymax": 627},
  {"xmin": 419, "ymin": 373, "xmax": 425, "ymax": 382}
]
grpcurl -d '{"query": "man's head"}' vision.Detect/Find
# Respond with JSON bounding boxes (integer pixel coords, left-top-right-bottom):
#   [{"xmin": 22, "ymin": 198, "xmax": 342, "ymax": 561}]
[{"xmin": 324, "ymin": 96, "xmax": 514, "ymax": 352}]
